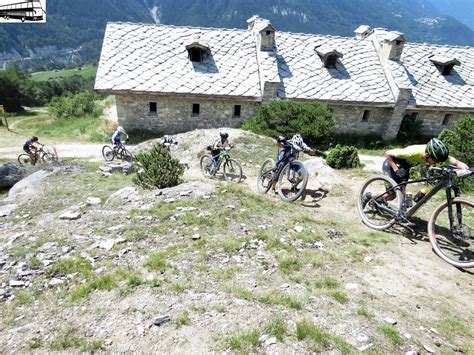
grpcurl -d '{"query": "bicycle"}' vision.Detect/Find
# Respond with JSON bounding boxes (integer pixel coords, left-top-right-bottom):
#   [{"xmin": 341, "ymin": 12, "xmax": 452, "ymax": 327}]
[
  {"xmin": 102, "ymin": 143, "xmax": 133, "ymax": 163},
  {"xmin": 199, "ymin": 147, "xmax": 242, "ymax": 183},
  {"xmin": 257, "ymin": 146, "xmax": 308, "ymax": 202},
  {"xmin": 17, "ymin": 146, "xmax": 56, "ymax": 166},
  {"xmin": 357, "ymin": 166, "xmax": 474, "ymax": 268}
]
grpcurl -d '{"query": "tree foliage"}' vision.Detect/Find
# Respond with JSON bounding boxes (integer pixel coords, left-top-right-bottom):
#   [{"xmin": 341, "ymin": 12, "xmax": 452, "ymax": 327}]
[
  {"xmin": 242, "ymin": 100, "xmax": 335, "ymax": 146},
  {"xmin": 397, "ymin": 114, "xmax": 422, "ymax": 143},
  {"xmin": 48, "ymin": 92, "xmax": 101, "ymax": 118},
  {"xmin": 438, "ymin": 114, "xmax": 473, "ymax": 166},
  {"xmin": 132, "ymin": 144, "xmax": 184, "ymax": 189},
  {"xmin": 326, "ymin": 144, "xmax": 361, "ymax": 169}
]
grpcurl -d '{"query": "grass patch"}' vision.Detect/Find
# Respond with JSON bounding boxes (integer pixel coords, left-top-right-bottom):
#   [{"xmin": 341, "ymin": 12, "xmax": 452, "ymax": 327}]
[
  {"xmin": 28, "ymin": 337, "xmax": 43, "ymax": 349},
  {"xmin": 265, "ymin": 314, "xmax": 288, "ymax": 341},
  {"xmin": 47, "ymin": 255, "xmax": 93, "ymax": 278},
  {"xmin": 437, "ymin": 315, "xmax": 474, "ymax": 339},
  {"xmin": 357, "ymin": 307, "xmax": 370, "ymax": 317},
  {"xmin": 175, "ymin": 310, "xmax": 191, "ymax": 328},
  {"xmin": 144, "ymin": 252, "xmax": 168, "ymax": 272},
  {"xmin": 296, "ymin": 320, "xmax": 356, "ymax": 353},
  {"xmin": 50, "ymin": 332, "xmax": 103, "ymax": 352},
  {"xmin": 31, "ymin": 65, "xmax": 97, "ymax": 81},
  {"xmin": 28, "ymin": 256, "xmax": 42, "ymax": 269},
  {"xmin": 69, "ymin": 274, "xmax": 117, "ymax": 302},
  {"xmin": 223, "ymin": 328, "xmax": 261, "ymax": 352},
  {"xmin": 14, "ymin": 290, "xmax": 35, "ymax": 305},
  {"xmin": 170, "ymin": 280, "xmax": 192, "ymax": 293},
  {"xmin": 314, "ymin": 276, "xmax": 339, "ymax": 289},
  {"xmin": 378, "ymin": 324, "xmax": 403, "ymax": 346},
  {"xmin": 213, "ymin": 266, "xmax": 242, "ymax": 281},
  {"xmin": 258, "ymin": 290, "xmax": 303, "ymax": 310},
  {"xmin": 278, "ymin": 255, "xmax": 302, "ymax": 274},
  {"xmin": 330, "ymin": 291, "xmax": 348, "ymax": 304}
]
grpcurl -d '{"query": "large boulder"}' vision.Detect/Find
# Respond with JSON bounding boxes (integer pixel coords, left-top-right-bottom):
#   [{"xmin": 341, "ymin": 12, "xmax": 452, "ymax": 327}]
[
  {"xmin": 7, "ymin": 170, "xmax": 54, "ymax": 201},
  {"xmin": 0, "ymin": 163, "xmax": 31, "ymax": 188},
  {"xmin": 305, "ymin": 158, "xmax": 343, "ymax": 190}
]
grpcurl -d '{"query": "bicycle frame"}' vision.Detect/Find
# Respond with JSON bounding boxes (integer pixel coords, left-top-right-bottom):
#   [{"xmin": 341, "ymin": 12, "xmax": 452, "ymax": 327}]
[{"xmin": 211, "ymin": 149, "xmax": 231, "ymax": 171}]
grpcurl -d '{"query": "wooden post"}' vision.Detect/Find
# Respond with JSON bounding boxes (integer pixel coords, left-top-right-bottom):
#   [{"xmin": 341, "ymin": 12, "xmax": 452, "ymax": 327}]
[{"xmin": 0, "ymin": 105, "xmax": 10, "ymax": 131}]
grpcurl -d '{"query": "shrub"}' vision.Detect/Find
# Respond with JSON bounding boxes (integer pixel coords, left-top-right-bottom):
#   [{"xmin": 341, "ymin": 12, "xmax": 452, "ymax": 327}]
[
  {"xmin": 438, "ymin": 115, "xmax": 473, "ymax": 166},
  {"xmin": 132, "ymin": 144, "xmax": 184, "ymax": 189},
  {"xmin": 48, "ymin": 91, "xmax": 101, "ymax": 118},
  {"xmin": 397, "ymin": 114, "xmax": 422, "ymax": 143},
  {"xmin": 326, "ymin": 145, "xmax": 361, "ymax": 169},
  {"xmin": 242, "ymin": 100, "xmax": 335, "ymax": 146}
]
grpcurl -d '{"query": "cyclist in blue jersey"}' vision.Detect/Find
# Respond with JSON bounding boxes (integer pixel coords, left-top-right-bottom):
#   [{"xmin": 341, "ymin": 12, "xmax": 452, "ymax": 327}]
[{"xmin": 111, "ymin": 126, "xmax": 129, "ymax": 146}]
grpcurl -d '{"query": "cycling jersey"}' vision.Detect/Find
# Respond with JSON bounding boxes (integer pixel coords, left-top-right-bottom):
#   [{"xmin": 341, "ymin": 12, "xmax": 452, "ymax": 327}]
[
  {"xmin": 23, "ymin": 140, "xmax": 34, "ymax": 153},
  {"xmin": 112, "ymin": 130, "xmax": 126, "ymax": 144},
  {"xmin": 389, "ymin": 145, "xmax": 456, "ymax": 165}
]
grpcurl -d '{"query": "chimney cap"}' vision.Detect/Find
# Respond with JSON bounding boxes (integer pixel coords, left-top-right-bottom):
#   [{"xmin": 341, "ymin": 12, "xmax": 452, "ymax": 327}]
[
  {"xmin": 384, "ymin": 31, "xmax": 405, "ymax": 43},
  {"xmin": 315, "ymin": 45, "xmax": 343, "ymax": 59},
  {"xmin": 185, "ymin": 39, "xmax": 209, "ymax": 52},
  {"xmin": 354, "ymin": 25, "xmax": 372, "ymax": 35},
  {"xmin": 429, "ymin": 55, "xmax": 460, "ymax": 67}
]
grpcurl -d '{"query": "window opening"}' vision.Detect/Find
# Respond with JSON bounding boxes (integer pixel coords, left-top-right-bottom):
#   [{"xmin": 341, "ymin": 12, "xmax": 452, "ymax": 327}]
[
  {"xmin": 442, "ymin": 114, "xmax": 452, "ymax": 126},
  {"xmin": 149, "ymin": 102, "xmax": 157, "ymax": 113},
  {"xmin": 192, "ymin": 103, "xmax": 200, "ymax": 116},
  {"xmin": 361, "ymin": 110, "xmax": 370, "ymax": 122},
  {"xmin": 233, "ymin": 105, "xmax": 241, "ymax": 118}
]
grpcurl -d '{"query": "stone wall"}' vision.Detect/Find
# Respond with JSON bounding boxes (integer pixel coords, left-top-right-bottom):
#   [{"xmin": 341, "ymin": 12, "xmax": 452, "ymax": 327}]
[
  {"xmin": 405, "ymin": 109, "xmax": 474, "ymax": 137},
  {"xmin": 327, "ymin": 104, "xmax": 393, "ymax": 137},
  {"xmin": 116, "ymin": 94, "xmax": 259, "ymax": 134}
]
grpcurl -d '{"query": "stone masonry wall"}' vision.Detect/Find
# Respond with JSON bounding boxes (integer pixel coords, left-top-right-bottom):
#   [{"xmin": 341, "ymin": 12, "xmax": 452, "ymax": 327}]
[
  {"xmin": 327, "ymin": 104, "xmax": 393, "ymax": 137},
  {"xmin": 116, "ymin": 94, "xmax": 259, "ymax": 134},
  {"xmin": 405, "ymin": 109, "xmax": 474, "ymax": 137}
]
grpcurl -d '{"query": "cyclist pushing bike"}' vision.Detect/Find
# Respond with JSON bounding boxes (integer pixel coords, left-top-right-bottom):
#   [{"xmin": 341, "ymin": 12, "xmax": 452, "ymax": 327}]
[
  {"xmin": 160, "ymin": 135, "xmax": 178, "ymax": 150},
  {"xmin": 210, "ymin": 132, "xmax": 233, "ymax": 172},
  {"xmin": 362, "ymin": 138, "xmax": 469, "ymax": 205}
]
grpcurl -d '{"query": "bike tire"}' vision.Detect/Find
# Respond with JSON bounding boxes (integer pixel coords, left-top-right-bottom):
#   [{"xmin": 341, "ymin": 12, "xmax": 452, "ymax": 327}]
[
  {"xmin": 357, "ymin": 175, "xmax": 402, "ymax": 230},
  {"xmin": 17, "ymin": 154, "xmax": 32, "ymax": 166},
  {"xmin": 41, "ymin": 152, "xmax": 55, "ymax": 163},
  {"xmin": 257, "ymin": 158, "xmax": 275, "ymax": 194},
  {"xmin": 102, "ymin": 145, "xmax": 115, "ymax": 161},
  {"xmin": 223, "ymin": 158, "xmax": 243, "ymax": 183},
  {"xmin": 428, "ymin": 198, "xmax": 474, "ymax": 268},
  {"xmin": 120, "ymin": 148, "xmax": 133, "ymax": 163},
  {"xmin": 200, "ymin": 155, "xmax": 214, "ymax": 178},
  {"xmin": 277, "ymin": 160, "xmax": 308, "ymax": 202}
]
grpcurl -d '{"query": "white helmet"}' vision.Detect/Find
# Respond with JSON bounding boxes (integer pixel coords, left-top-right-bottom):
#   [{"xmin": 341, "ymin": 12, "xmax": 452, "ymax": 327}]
[
  {"xmin": 291, "ymin": 134, "xmax": 303, "ymax": 146},
  {"xmin": 117, "ymin": 126, "xmax": 125, "ymax": 132}
]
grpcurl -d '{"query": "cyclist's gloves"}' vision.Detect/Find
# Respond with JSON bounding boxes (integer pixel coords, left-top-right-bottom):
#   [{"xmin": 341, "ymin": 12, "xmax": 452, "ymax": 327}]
[{"xmin": 396, "ymin": 168, "xmax": 408, "ymax": 179}]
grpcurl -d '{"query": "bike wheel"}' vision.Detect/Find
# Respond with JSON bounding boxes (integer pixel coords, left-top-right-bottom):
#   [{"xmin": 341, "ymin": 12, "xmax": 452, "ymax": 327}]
[
  {"xmin": 428, "ymin": 198, "xmax": 474, "ymax": 268},
  {"xmin": 357, "ymin": 175, "xmax": 402, "ymax": 230},
  {"xmin": 102, "ymin": 145, "xmax": 115, "ymax": 161},
  {"xmin": 41, "ymin": 153, "xmax": 55, "ymax": 163},
  {"xmin": 200, "ymin": 155, "xmax": 214, "ymax": 178},
  {"xmin": 17, "ymin": 154, "xmax": 32, "ymax": 166},
  {"xmin": 120, "ymin": 148, "xmax": 133, "ymax": 163},
  {"xmin": 223, "ymin": 158, "xmax": 243, "ymax": 183},
  {"xmin": 277, "ymin": 160, "xmax": 308, "ymax": 202},
  {"xmin": 257, "ymin": 158, "xmax": 275, "ymax": 194}
]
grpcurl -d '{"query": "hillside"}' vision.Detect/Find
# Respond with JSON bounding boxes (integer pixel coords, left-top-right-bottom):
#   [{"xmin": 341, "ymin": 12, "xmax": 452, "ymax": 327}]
[
  {"xmin": 0, "ymin": 0, "xmax": 472, "ymax": 70},
  {"xmin": 0, "ymin": 127, "xmax": 473, "ymax": 353}
]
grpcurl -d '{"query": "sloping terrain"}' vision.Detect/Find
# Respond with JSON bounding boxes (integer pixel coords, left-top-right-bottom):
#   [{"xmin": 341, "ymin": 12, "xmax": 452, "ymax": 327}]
[{"xmin": 0, "ymin": 128, "xmax": 473, "ymax": 353}]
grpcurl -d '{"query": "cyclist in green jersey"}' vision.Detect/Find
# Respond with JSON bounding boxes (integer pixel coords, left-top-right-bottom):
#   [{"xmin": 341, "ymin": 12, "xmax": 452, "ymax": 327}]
[{"xmin": 363, "ymin": 138, "xmax": 469, "ymax": 204}]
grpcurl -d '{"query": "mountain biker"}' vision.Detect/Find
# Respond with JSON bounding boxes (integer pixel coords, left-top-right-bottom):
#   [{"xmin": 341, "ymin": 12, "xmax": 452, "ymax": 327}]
[
  {"xmin": 160, "ymin": 135, "xmax": 178, "ymax": 150},
  {"xmin": 362, "ymin": 138, "xmax": 469, "ymax": 205},
  {"xmin": 272, "ymin": 134, "xmax": 317, "ymax": 192},
  {"xmin": 22, "ymin": 136, "xmax": 42, "ymax": 163},
  {"xmin": 210, "ymin": 132, "xmax": 233, "ymax": 169},
  {"xmin": 112, "ymin": 126, "xmax": 129, "ymax": 147}
]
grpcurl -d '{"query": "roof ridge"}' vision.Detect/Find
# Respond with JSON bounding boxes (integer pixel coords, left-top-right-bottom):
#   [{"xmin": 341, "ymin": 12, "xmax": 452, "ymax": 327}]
[
  {"xmin": 106, "ymin": 21, "xmax": 249, "ymax": 33},
  {"xmin": 404, "ymin": 41, "xmax": 474, "ymax": 50}
]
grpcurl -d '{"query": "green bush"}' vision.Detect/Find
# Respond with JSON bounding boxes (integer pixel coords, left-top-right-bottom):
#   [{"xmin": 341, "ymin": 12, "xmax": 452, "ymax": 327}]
[
  {"xmin": 326, "ymin": 145, "xmax": 361, "ymax": 169},
  {"xmin": 397, "ymin": 114, "xmax": 422, "ymax": 143},
  {"xmin": 242, "ymin": 100, "xmax": 335, "ymax": 146},
  {"xmin": 438, "ymin": 115, "xmax": 473, "ymax": 166},
  {"xmin": 48, "ymin": 91, "xmax": 101, "ymax": 118},
  {"xmin": 132, "ymin": 144, "xmax": 184, "ymax": 189}
]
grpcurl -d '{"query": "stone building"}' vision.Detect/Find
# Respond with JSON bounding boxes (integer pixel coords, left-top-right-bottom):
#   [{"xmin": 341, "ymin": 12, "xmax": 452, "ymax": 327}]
[{"xmin": 95, "ymin": 17, "xmax": 474, "ymax": 140}]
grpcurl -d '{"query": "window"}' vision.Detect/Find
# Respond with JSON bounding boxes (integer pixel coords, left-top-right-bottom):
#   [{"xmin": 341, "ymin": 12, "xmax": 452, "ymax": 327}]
[
  {"xmin": 410, "ymin": 112, "xmax": 419, "ymax": 120},
  {"xmin": 192, "ymin": 103, "xmax": 200, "ymax": 116},
  {"xmin": 442, "ymin": 113, "xmax": 452, "ymax": 126},
  {"xmin": 149, "ymin": 102, "xmax": 157, "ymax": 114},
  {"xmin": 233, "ymin": 105, "xmax": 241, "ymax": 118},
  {"xmin": 266, "ymin": 30, "xmax": 272, "ymax": 35},
  {"xmin": 361, "ymin": 110, "xmax": 371, "ymax": 122},
  {"xmin": 189, "ymin": 48, "xmax": 203, "ymax": 63},
  {"xmin": 326, "ymin": 55, "xmax": 337, "ymax": 68}
]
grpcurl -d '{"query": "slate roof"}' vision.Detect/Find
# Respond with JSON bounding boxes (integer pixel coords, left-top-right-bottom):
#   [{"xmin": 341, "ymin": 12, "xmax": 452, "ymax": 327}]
[
  {"xmin": 96, "ymin": 21, "xmax": 474, "ymax": 110},
  {"xmin": 390, "ymin": 43, "xmax": 474, "ymax": 109},
  {"xmin": 273, "ymin": 32, "xmax": 395, "ymax": 104},
  {"xmin": 95, "ymin": 23, "xmax": 262, "ymax": 99}
]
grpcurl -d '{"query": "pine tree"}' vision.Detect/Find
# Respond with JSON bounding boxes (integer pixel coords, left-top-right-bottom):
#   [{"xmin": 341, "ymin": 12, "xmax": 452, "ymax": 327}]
[{"xmin": 132, "ymin": 144, "xmax": 184, "ymax": 189}]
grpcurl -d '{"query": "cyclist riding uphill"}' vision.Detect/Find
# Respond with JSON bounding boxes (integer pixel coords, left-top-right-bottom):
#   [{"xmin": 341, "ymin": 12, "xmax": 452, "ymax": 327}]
[
  {"xmin": 111, "ymin": 126, "xmax": 129, "ymax": 146},
  {"xmin": 210, "ymin": 132, "xmax": 233, "ymax": 167},
  {"xmin": 363, "ymin": 138, "xmax": 469, "ymax": 204},
  {"xmin": 23, "ymin": 136, "xmax": 42, "ymax": 162},
  {"xmin": 160, "ymin": 135, "xmax": 178, "ymax": 150}
]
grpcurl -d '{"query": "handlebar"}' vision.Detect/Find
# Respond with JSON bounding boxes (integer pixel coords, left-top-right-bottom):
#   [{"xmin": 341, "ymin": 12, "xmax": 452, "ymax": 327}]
[{"xmin": 428, "ymin": 166, "xmax": 473, "ymax": 178}]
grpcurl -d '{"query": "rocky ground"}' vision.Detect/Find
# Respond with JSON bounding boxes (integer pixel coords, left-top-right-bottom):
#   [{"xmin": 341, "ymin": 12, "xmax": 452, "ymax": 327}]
[{"xmin": 0, "ymin": 128, "xmax": 472, "ymax": 354}]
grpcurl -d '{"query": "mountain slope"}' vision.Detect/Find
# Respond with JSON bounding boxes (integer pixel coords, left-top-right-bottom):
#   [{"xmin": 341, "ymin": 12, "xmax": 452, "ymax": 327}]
[
  {"xmin": 429, "ymin": 0, "xmax": 474, "ymax": 29},
  {"xmin": 0, "ymin": 0, "xmax": 472, "ymax": 69}
]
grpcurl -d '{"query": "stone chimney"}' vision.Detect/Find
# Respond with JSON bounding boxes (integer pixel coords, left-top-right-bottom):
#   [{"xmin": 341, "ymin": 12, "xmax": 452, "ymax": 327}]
[
  {"xmin": 354, "ymin": 25, "xmax": 372, "ymax": 39},
  {"xmin": 381, "ymin": 31, "xmax": 406, "ymax": 61},
  {"xmin": 247, "ymin": 16, "xmax": 275, "ymax": 51}
]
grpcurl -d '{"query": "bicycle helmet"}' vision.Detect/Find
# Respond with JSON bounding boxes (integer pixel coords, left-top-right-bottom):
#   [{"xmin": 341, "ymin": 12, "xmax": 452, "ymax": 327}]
[
  {"xmin": 426, "ymin": 138, "xmax": 449, "ymax": 162},
  {"xmin": 163, "ymin": 135, "xmax": 173, "ymax": 143},
  {"xmin": 117, "ymin": 126, "xmax": 125, "ymax": 133},
  {"xmin": 31, "ymin": 136, "xmax": 38, "ymax": 142},
  {"xmin": 291, "ymin": 134, "xmax": 303, "ymax": 146},
  {"xmin": 277, "ymin": 135, "xmax": 287, "ymax": 143},
  {"xmin": 220, "ymin": 132, "xmax": 229, "ymax": 139}
]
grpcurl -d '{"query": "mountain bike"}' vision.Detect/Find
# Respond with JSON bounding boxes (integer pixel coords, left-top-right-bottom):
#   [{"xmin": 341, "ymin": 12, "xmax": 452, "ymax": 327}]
[
  {"xmin": 17, "ymin": 146, "xmax": 56, "ymax": 166},
  {"xmin": 257, "ymin": 146, "xmax": 308, "ymax": 202},
  {"xmin": 357, "ymin": 166, "xmax": 474, "ymax": 268},
  {"xmin": 102, "ymin": 143, "xmax": 133, "ymax": 163},
  {"xmin": 199, "ymin": 147, "xmax": 242, "ymax": 183}
]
